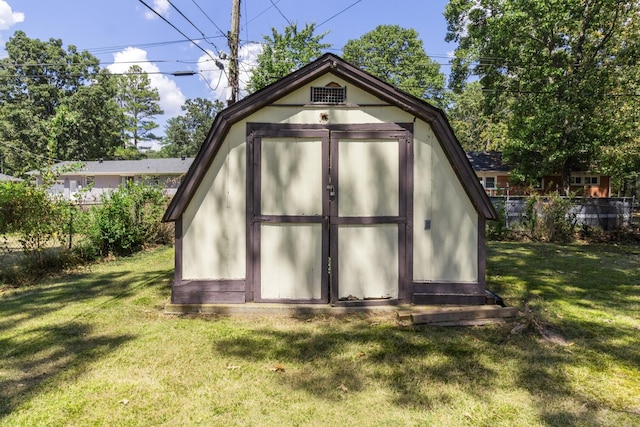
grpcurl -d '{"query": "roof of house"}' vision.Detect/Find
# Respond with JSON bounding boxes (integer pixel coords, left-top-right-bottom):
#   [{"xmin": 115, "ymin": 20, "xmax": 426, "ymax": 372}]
[
  {"xmin": 466, "ymin": 151, "xmax": 511, "ymax": 172},
  {"xmin": 163, "ymin": 53, "xmax": 497, "ymax": 222},
  {"xmin": 0, "ymin": 173, "xmax": 22, "ymax": 182},
  {"xmin": 28, "ymin": 158, "xmax": 194, "ymax": 176}
]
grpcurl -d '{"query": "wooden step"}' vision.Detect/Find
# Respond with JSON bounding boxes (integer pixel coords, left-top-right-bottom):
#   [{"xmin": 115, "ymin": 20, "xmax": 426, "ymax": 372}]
[{"xmin": 411, "ymin": 305, "xmax": 520, "ymax": 325}]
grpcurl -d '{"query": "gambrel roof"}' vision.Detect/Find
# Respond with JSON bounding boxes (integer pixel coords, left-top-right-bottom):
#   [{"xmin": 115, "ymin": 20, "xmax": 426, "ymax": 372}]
[{"xmin": 163, "ymin": 53, "xmax": 497, "ymax": 222}]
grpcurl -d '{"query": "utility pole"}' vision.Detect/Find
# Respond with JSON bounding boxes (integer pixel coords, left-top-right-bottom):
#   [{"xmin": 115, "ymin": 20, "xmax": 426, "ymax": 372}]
[{"xmin": 228, "ymin": 0, "xmax": 241, "ymax": 106}]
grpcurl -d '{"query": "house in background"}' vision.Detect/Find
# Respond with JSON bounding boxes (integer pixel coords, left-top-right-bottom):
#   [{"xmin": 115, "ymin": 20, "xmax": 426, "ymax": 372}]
[
  {"xmin": 466, "ymin": 151, "xmax": 611, "ymax": 197},
  {"xmin": 163, "ymin": 53, "xmax": 497, "ymax": 309},
  {"xmin": 0, "ymin": 173, "xmax": 22, "ymax": 183},
  {"xmin": 28, "ymin": 158, "xmax": 194, "ymax": 201}
]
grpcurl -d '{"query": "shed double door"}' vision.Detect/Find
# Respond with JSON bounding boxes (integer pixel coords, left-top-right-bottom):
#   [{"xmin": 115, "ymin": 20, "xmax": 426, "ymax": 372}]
[{"xmin": 248, "ymin": 124, "xmax": 412, "ymax": 303}]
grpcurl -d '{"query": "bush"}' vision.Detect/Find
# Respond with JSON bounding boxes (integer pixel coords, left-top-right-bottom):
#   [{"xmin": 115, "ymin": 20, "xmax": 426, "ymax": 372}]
[
  {"xmin": 0, "ymin": 181, "xmax": 71, "ymax": 263},
  {"xmin": 522, "ymin": 193, "xmax": 577, "ymax": 243},
  {"xmin": 87, "ymin": 182, "xmax": 169, "ymax": 256}
]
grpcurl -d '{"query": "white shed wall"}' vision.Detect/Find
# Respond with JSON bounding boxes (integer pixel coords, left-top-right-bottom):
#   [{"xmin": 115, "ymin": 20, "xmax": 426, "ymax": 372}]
[
  {"xmin": 181, "ymin": 126, "xmax": 246, "ymax": 280},
  {"xmin": 412, "ymin": 120, "xmax": 478, "ymax": 282}
]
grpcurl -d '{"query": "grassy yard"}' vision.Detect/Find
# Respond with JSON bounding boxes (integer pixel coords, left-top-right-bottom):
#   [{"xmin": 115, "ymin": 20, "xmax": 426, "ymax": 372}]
[{"xmin": 0, "ymin": 243, "xmax": 639, "ymax": 426}]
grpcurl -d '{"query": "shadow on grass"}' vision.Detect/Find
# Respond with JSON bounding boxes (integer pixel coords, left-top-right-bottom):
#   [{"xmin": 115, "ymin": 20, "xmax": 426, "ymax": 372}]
[
  {"xmin": 0, "ymin": 266, "xmax": 173, "ymax": 334},
  {"xmin": 487, "ymin": 242, "xmax": 640, "ymax": 369},
  {"xmin": 0, "ymin": 254, "xmax": 174, "ymax": 419},
  {"xmin": 0, "ymin": 322, "xmax": 133, "ymax": 418}
]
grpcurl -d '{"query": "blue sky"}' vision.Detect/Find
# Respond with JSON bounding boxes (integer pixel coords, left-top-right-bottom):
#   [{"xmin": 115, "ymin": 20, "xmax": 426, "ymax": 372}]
[{"xmin": 0, "ymin": 0, "xmax": 455, "ymax": 133}]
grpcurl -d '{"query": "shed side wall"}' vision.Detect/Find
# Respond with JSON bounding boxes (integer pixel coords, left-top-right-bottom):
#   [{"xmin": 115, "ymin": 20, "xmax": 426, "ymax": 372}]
[{"xmin": 413, "ymin": 120, "xmax": 478, "ymax": 283}]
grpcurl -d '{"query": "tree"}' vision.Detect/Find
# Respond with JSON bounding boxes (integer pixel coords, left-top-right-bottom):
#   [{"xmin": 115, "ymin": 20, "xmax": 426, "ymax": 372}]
[
  {"xmin": 446, "ymin": 81, "xmax": 509, "ymax": 151},
  {"xmin": 116, "ymin": 65, "xmax": 163, "ymax": 148},
  {"xmin": 342, "ymin": 25, "xmax": 446, "ymax": 107},
  {"xmin": 161, "ymin": 98, "xmax": 223, "ymax": 157},
  {"xmin": 0, "ymin": 31, "xmax": 122, "ymax": 174},
  {"xmin": 445, "ymin": 0, "xmax": 640, "ymax": 193},
  {"xmin": 246, "ymin": 23, "xmax": 330, "ymax": 93}
]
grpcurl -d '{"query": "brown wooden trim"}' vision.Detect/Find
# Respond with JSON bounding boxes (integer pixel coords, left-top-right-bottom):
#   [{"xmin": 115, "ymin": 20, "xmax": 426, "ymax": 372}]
[
  {"xmin": 330, "ymin": 131, "xmax": 339, "ymax": 304},
  {"xmin": 413, "ymin": 294, "xmax": 486, "ymax": 305},
  {"xmin": 321, "ymin": 134, "xmax": 330, "ymax": 303},
  {"xmin": 405, "ymin": 133, "xmax": 415, "ymax": 303},
  {"xmin": 331, "ymin": 299, "xmax": 401, "ymax": 307},
  {"xmin": 412, "ymin": 281, "xmax": 486, "ymax": 295},
  {"xmin": 253, "ymin": 215, "xmax": 325, "ymax": 223},
  {"xmin": 172, "ymin": 280, "xmax": 246, "ymax": 304},
  {"xmin": 173, "ymin": 217, "xmax": 183, "ymax": 292},
  {"xmin": 334, "ymin": 216, "xmax": 406, "ymax": 225},
  {"xmin": 248, "ymin": 122, "xmax": 412, "ymax": 133}
]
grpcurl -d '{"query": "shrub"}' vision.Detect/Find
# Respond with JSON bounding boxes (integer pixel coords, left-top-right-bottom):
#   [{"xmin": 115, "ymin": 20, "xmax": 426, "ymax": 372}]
[
  {"xmin": 87, "ymin": 182, "xmax": 169, "ymax": 256},
  {"xmin": 521, "ymin": 193, "xmax": 576, "ymax": 243},
  {"xmin": 0, "ymin": 181, "xmax": 70, "ymax": 263}
]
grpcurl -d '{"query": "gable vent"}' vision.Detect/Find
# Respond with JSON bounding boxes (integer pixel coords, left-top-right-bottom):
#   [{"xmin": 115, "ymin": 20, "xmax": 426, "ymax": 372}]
[{"xmin": 310, "ymin": 85, "xmax": 346, "ymax": 104}]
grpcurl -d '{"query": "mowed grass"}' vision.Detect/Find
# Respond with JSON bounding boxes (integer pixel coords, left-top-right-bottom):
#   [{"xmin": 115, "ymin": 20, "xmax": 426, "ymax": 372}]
[{"xmin": 0, "ymin": 243, "xmax": 639, "ymax": 426}]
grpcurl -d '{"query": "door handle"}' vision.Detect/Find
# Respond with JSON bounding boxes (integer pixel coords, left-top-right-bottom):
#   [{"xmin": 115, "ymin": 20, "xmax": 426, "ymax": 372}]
[{"xmin": 324, "ymin": 215, "xmax": 330, "ymax": 229}]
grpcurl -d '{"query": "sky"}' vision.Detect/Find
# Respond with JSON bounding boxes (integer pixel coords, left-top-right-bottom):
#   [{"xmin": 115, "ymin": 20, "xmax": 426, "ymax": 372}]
[{"xmin": 0, "ymin": 0, "xmax": 456, "ymax": 137}]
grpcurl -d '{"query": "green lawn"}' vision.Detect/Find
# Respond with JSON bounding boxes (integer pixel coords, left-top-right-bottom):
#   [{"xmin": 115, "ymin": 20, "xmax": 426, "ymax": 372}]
[{"xmin": 1, "ymin": 243, "xmax": 639, "ymax": 426}]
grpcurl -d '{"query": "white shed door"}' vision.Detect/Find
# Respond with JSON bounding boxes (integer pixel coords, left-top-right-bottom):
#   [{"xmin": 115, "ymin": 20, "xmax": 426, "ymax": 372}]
[{"xmin": 248, "ymin": 124, "xmax": 411, "ymax": 304}]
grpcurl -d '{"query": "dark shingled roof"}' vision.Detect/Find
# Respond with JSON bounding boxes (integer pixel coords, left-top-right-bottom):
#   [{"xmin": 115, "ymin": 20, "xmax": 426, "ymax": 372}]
[{"xmin": 466, "ymin": 151, "xmax": 511, "ymax": 172}]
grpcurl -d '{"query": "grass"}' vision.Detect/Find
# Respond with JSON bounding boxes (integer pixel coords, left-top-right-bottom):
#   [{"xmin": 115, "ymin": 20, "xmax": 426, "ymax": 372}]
[{"xmin": 0, "ymin": 243, "xmax": 639, "ymax": 426}]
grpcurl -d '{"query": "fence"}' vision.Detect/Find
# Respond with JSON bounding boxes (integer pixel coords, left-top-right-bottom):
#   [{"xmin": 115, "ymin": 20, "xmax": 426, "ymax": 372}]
[
  {"xmin": 0, "ymin": 203, "xmax": 96, "ymax": 271},
  {"xmin": 491, "ymin": 196, "xmax": 635, "ymax": 231}
]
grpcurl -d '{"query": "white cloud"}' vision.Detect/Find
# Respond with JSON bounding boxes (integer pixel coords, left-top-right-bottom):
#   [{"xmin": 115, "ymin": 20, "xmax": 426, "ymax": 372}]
[
  {"xmin": 197, "ymin": 43, "xmax": 263, "ymax": 102},
  {"xmin": 0, "ymin": 1, "xmax": 24, "ymax": 30},
  {"xmin": 108, "ymin": 47, "xmax": 186, "ymax": 117},
  {"xmin": 144, "ymin": 0, "xmax": 169, "ymax": 20}
]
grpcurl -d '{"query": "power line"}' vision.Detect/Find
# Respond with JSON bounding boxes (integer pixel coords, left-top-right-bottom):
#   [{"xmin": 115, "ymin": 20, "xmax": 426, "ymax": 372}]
[
  {"xmin": 269, "ymin": 0, "xmax": 292, "ymax": 27},
  {"xmin": 167, "ymin": 0, "xmax": 222, "ymax": 52},
  {"xmin": 317, "ymin": 0, "xmax": 365, "ymax": 28},
  {"xmin": 137, "ymin": 0, "xmax": 227, "ymax": 77},
  {"xmin": 189, "ymin": 0, "xmax": 228, "ymax": 41}
]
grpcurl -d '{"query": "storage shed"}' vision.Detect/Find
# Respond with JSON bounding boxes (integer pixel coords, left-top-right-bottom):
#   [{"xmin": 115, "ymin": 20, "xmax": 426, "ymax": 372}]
[{"xmin": 163, "ymin": 53, "xmax": 497, "ymax": 308}]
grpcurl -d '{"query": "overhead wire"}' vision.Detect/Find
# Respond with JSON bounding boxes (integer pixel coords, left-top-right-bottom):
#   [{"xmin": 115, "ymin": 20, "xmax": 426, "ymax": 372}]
[
  {"xmin": 137, "ymin": 0, "xmax": 230, "ymax": 99},
  {"xmin": 137, "ymin": 0, "xmax": 227, "ymax": 76},
  {"xmin": 189, "ymin": 0, "xmax": 228, "ymax": 41},
  {"xmin": 167, "ymin": 0, "xmax": 222, "ymax": 52},
  {"xmin": 317, "ymin": 0, "xmax": 365, "ymax": 28},
  {"xmin": 269, "ymin": 0, "xmax": 292, "ymax": 27}
]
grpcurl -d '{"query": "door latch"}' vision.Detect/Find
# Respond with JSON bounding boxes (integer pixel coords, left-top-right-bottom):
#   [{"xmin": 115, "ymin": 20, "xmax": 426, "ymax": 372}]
[{"xmin": 326, "ymin": 184, "xmax": 335, "ymax": 198}]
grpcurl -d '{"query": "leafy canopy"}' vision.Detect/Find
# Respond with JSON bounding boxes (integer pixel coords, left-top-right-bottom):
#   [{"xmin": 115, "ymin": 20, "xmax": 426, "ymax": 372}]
[
  {"xmin": 0, "ymin": 31, "xmax": 123, "ymax": 174},
  {"xmin": 246, "ymin": 23, "xmax": 330, "ymax": 93},
  {"xmin": 342, "ymin": 25, "xmax": 446, "ymax": 107},
  {"xmin": 161, "ymin": 98, "xmax": 224, "ymax": 158},
  {"xmin": 445, "ymin": 0, "xmax": 640, "ymax": 192}
]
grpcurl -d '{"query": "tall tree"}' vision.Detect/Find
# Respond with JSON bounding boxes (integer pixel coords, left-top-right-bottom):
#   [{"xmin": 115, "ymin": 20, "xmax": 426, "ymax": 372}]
[
  {"xmin": 246, "ymin": 23, "xmax": 330, "ymax": 93},
  {"xmin": 445, "ymin": 0, "xmax": 640, "ymax": 193},
  {"xmin": 161, "ymin": 98, "xmax": 224, "ymax": 157},
  {"xmin": 342, "ymin": 25, "xmax": 446, "ymax": 107},
  {"xmin": 446, "ymin": 81, "xmax": 509, "ymax": 151},
  {"xmin": 116, "ymin": 65, "xmax": 163, "ymax": 148},
  {"xmin": 0, "ymin": 31, "xmax": 121, "ymax": 174}
]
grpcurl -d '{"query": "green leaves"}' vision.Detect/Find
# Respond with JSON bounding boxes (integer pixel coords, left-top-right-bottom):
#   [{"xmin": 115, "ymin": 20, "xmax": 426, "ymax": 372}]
[
  {"xmin": 342, "ymin": 25, "xmax": 446, "ymax": 106},
  {"xmin": 161, "ymin": 98, "xmax": 223, "ymax": 158},
  {"xmin": 0, "ymin": 31, "xmax": 123, "ymax": 174},
  {"xmin": 246, "ymin": 23, "xmax": 330, "ymax": 93},
  {"xmin": 445, "ymin": 0, "xmax": 640, "ymax": 193}
]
